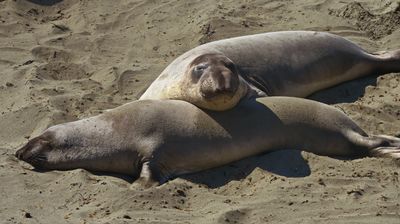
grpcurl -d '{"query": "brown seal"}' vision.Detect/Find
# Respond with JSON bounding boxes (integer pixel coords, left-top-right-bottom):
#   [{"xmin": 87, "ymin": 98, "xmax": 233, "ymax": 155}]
[
  {"xmin": 140, "ymin": 31, "xmax": 400, "ymax": 110},
  {"xmin": 15, "ymin": 97, "xmax": 400, "ymax": 187}
]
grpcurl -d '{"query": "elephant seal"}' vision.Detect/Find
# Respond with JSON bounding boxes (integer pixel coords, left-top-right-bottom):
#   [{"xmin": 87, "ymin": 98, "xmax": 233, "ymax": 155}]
[
  {"xmin": 16, "ymin": 97, "xmax": 400, "ymax": 187},
  {"xmin": 140, "ymin": 31, "xmax": 400, "ymax": 111}
]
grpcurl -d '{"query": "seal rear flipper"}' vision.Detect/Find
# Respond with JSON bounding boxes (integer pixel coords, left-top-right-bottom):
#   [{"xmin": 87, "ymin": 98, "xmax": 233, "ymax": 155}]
[
  {"xmin": 366, "ymin": 135, "xmax": 400, "ymax": 158},
  {"xmin": 371, "ymin": 49, "xmax": 400, "ymax": 74},
  {"xmin": 347, "ymin": 133, "xmax": 400, "ymax": 158},
  {"xmin": 369, "ymin": 147, "xmax": 400, "ymax": 158}
]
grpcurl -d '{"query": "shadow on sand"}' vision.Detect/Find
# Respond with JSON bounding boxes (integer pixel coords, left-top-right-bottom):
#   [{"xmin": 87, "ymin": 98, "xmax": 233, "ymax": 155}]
[
  {"xmin": 27, "ymin": 0, "xmax": 63, "ymax": 6},
  {"xmin": 182, "ymin": 150, "xmax": 311, "ymax": 188},
  {"xmin": 308, "ymin": 76, "xmax": 377, "ymax": 104}
]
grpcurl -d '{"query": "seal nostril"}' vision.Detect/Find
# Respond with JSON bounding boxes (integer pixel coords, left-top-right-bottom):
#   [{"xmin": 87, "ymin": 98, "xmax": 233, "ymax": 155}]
[
  {"xmin": 215, "ymin": 84, "xmax": 229, "ymax": 93},
  {"xmin": 214, "ymin": 88, "xmax": 224, "ymax": 94},
  {"xmin": 15, "ymin": 150, "xmax": 22, "ymax": 159},
  {"xmin": 217, "ymin": 81, "xmax": 236, "ymax": 93}
]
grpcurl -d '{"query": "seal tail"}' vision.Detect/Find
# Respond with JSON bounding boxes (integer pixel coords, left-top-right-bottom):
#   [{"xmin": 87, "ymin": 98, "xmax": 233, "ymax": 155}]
[{"xmin": 370, "ymin": 49, "xmax": 400, "ymax": 74}]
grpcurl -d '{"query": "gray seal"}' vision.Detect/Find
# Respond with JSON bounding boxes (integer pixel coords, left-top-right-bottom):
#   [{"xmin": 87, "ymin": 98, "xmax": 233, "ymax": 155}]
[
  {"xmin": 140, "ymin": 31, "xmax": 400, "ymax": 110},
  {"xmin": 15, "ymin": 97, "xmax": 400, "ymax": 187}
]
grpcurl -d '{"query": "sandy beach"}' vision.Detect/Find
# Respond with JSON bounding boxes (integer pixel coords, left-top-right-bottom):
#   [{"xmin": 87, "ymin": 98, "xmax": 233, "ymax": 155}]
[{"xmin": 0, "ymin": 0, "xmax": 399, "ymax": 223}]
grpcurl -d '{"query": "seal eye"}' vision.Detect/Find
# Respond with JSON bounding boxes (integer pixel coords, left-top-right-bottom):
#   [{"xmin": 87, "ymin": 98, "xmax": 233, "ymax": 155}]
[
  {"xmin": 191, "ymin": 63, "xmax": 209, "ymax": 82},
  {"xmin": 193, "ymin": 64, "xmax": 208, "ymax": 74}
]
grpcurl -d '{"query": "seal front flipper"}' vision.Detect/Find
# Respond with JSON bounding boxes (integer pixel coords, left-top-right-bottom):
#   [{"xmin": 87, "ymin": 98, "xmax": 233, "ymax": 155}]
[{"xmin": 132, "ymin": 162, "xmax": 163, "ymax": 188}]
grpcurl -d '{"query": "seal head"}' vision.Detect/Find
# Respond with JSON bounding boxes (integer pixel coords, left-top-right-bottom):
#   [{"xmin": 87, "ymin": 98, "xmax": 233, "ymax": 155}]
[
  {"xmin": 15, "ymin": 133, "xmax": 53, "ymax": 169},
  {"xmin": 169, "ymin": 53, "xmax": 248, "ymax": 111}
]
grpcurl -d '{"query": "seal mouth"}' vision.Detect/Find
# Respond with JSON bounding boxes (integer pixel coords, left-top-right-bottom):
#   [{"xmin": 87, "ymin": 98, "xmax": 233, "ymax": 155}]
[
  {"xmin": 15, "ymin": 138, "xmax": 51, "ymax": 169},
  {"xmin": 200, "ymin": 88, "xmax": 237, "ymax": 100},
  {"xmin": 16, "ymin": 150, "xmax": 48, "ymax": 168},
  {"xmin": 27, "ymin": 154, "xmax": 48, "ymax": 168},
  {"xmin": 200, "ymin": 77, "xmax": 239, "ymax": 100}
]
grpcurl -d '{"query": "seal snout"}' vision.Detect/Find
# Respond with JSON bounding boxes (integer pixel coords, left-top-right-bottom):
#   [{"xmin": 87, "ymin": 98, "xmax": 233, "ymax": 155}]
[
  {"xmin": 200, "ymin": 68, "xmax": 239, "ymax": 99},
  {"xmin": 215, "ymin": 69, "xmax": 238, "ymax": 93},
  {"xmin": 15, "ymin": 143, "xmax": 31, "ymax": 161},
  {"xmin": 15, "ymin": 148, "xmax": 24, "ymax": 160},
  {"xmin": 15, "ymin": 136, "xmax": 52, "ymax": 168}
]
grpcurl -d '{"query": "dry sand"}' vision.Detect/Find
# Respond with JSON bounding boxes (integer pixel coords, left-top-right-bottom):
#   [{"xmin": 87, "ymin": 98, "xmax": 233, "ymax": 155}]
[{"xmin": 1, "ymin": 0, "xmax": 400, "ymax": 223}]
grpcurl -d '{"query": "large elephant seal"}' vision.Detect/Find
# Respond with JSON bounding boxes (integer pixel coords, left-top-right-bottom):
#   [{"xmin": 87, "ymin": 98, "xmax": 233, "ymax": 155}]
[
  {"xmin": 15, "ymin": 97, "xmax": 400, "ymax": 187},
  {"xmin": 140, "ymin": 31, "xmax": 400, "ymax": 111}
]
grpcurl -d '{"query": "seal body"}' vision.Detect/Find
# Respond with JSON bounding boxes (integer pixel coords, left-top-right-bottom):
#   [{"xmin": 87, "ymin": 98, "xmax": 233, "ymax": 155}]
[
  {"xmin": 140, "ymin": 31, "xmax": 400, "ymax": 110},
  {"xmin": 15, "ymin": 97, "xmax": 400, "ymax": 186}
]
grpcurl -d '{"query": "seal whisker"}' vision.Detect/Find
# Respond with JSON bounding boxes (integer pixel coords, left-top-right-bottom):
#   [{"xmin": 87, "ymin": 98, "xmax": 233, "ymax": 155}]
[{"xmin": 27, "ymin": 154, "xmax": 47, "ymax": 164}]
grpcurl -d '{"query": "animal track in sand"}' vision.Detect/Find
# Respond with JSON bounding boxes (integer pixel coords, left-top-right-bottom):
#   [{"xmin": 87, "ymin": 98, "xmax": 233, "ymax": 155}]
[
  {"xmin": 330, "ymin": 2, "xmax": 400, "ymax": 39},
  {"xmin": 31, "ymin": 46, "xmax": 72, "ymax": 62},
  {"xmin": 218, "ymin": 208, "xmax": 250, "ymax": 224},
  {"xmin": 116, "ymin": 69, "xmax": 145, "ymax": 97},
  {"xmin": 35, "ymin": 62, "xmax": 88, "ymax": 80}
]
